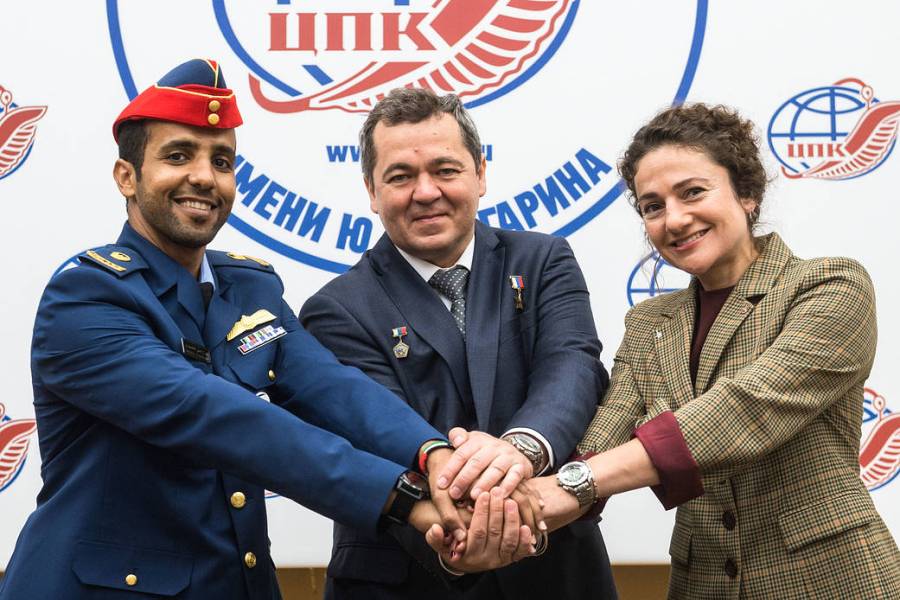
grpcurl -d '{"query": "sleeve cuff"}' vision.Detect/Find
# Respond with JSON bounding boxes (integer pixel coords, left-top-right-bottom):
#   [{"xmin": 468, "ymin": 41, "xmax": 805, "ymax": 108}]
[{"xmin": 634, "ymin": 411, "xmax": 703, "ymax": 509}]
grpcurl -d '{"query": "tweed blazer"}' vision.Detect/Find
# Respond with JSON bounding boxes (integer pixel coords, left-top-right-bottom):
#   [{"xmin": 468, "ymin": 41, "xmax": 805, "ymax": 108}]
[{"xmin": 580, "ymin": 233, "xmax": 900, "ymax": 599}]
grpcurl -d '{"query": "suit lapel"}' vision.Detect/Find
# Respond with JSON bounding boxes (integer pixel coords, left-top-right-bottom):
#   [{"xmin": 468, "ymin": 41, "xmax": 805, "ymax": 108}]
[
  {"xmin": 117, "ymin": 223, "xmax": 206, "ymax": 339},
  {"xmin": 369, "ymin": 235, "xmax": 471, "ymax": 404},
  {"xmin": 694, "ymin": 233, "xmax": 793, "ymax": 393},
  {"xmin": 175, "ymin": 269, "xmax": 207, "ymax": 331},
  {"xmin": 655, "ymin": 287, "xmax": 696, "ymax": 409},
  {"xmin": 203, "ymin": 276, "xmax": 242, "ymax": 362},
  {"xmin": 465, "ymin": 225, "xmax": 504, "ymax": 430},
  {"xmin": 693, "ymin": 295, "xmax": 754, "ymax": 393}
]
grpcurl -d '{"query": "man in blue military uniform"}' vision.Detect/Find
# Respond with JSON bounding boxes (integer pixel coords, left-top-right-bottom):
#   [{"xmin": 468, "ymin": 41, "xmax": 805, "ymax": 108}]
[
  {"xmin": 0, "ymin": 59, "xmax": 535, "ymax": 600},
  {"xmin": 300, "ymin": 88, "xmax": 617, "ymax": 598}
]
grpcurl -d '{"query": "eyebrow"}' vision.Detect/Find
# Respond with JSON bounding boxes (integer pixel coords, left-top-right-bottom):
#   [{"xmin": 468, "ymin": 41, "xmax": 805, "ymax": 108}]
[
  {"xmin": 381, "ymin": 156, "xmax": 467, "ymax": 178},
  {"xmin": 158, "ymin": 139, "xmax": 236, "ymax": 158},
  {"xmin": 637, "ymin": 177, "xmax": 712, "ymax": 203}
]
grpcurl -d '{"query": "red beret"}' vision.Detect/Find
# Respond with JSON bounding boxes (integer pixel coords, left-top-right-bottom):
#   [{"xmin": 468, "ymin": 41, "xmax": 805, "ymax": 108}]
[{"xmin": 113, "ymin": 58, "xmax": 243, "ymax": 141}]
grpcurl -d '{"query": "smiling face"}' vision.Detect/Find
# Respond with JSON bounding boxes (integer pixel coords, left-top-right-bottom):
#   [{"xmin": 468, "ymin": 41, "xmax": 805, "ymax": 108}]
[
  {"xmin": 366, "ymin": 114, "xmax": 486, "ymax": 267},
  {"xmin": 114, "ymin": 121, "xmax": 236, "ymax": 268},
  {"xmin": 634, "ymin": 144, "xmax": 759, "ymax": 290}
]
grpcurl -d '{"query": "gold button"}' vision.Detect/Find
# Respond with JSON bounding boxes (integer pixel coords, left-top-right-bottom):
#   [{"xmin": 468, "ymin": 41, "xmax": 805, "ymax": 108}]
[
  {"xmin": 267, "ymin": 369, "xmax": 275, "ymax": 382},
  {"xmin": 125, "ymin": 573, "xmax": 138, "ymax": 586},
  {"xmin": 207, "ymin": 113, "xmax": 221, "ymax": 126},
  {"xmin": 244, "ymin": 552, "xmax": 257, "ymax": 568},
  {"xmin": 110, "ymin": 251, "xmax": 131, "ymax": 262},
  {"xmin": 208, "ymin": 99, "xmax": 221, "ymax": 112},
  {"xmin": 231, "ymin": 491, "xmax": 246, "ymax": 509}
]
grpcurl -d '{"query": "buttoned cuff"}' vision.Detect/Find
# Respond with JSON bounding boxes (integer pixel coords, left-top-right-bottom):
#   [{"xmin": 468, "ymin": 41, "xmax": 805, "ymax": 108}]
[
  {"xmin": 634, "ymin": 411, "xmax": 703, "ymax": 509},
  {"xmin": 502, "ymin": 427, "xmax": 554, "ymax": 475}
]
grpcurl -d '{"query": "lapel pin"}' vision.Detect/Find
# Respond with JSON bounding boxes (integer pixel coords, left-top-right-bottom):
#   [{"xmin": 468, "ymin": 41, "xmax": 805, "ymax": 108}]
[
  {"xmin": 392, "ymin": 326, "xmax": 409, "ymax": 359},
  {"xmin": 509, "ymin": 275, "xmax": 525, "ymax": 312},
  {"xmin": 656, "ymin": 330, "xmax": 663, "ymax": 339}
]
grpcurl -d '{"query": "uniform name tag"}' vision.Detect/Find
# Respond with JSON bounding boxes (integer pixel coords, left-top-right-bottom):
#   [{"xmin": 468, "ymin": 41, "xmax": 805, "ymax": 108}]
[
  {"xmin": 181, "ymin": 338, "xmax": 211, "ymax": 364},
  {"xmin": 238, "ymin": 325, "xmax": 287, "ymax": 355}
]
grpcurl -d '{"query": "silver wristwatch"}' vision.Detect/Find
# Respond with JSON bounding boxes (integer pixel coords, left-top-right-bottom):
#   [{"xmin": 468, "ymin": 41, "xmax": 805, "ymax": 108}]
[
  {"xmin": 556, "ymin": 460, "xmax": 596, "ymax": 508},
  {"xmin": 503, "ymin": 433, "xmax": 546, "ymax": 475}
]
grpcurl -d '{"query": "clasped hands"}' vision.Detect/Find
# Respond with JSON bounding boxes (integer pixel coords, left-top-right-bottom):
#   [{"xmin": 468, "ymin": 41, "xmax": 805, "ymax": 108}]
[{"xmin": 409, "ymin": 427, "xmax": 565, "ymax": 574}]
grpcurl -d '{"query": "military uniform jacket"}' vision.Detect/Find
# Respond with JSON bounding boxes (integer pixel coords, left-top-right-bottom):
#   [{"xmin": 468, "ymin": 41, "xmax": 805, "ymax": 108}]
[
  {"xmin": 580, "ymin": 233, "xmax": 900, "ymax": 599},
  {"xmin": 300, "ymin": 222, "xmax": 616, "ymax": 599},
  {"xmin": 0, "ymin": 223, "xmax": 441, "ymax": 600}
]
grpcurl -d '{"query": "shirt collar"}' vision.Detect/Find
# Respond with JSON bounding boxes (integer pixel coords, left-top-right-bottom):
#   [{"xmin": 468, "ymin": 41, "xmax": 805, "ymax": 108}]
[
  {"xmin": 198, "ymin": 253, "xmax": 217, "ymax": 289},
  {"xmin": 394, "ymin": 233, "xmax": 475, "ymax": 283}
]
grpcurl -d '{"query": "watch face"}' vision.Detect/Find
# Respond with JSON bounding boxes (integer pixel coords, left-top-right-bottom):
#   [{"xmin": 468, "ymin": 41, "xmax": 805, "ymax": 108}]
[
  {"xmin": 402, "ymin": 471, "xmax": 428, "ymax": 493},
  {"xmin": 511, "ymin": 434, "xmax": 541, "ymax": 454},
  {"xmin": 558, "ymin": 462, "xmax": 588, "ymax": 486}
]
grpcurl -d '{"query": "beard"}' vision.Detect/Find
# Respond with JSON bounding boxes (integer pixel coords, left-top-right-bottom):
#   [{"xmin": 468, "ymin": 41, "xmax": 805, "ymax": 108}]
[{"xmin": 133, "ymin": 188, "xmax": 228, "ymax": 249}]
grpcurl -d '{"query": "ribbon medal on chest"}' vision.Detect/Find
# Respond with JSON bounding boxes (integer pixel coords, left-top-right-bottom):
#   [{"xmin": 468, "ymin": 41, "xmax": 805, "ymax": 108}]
[
  {"xmin": 509, "ymin": 275, "xmax": 526, "ymax": 312},
  {"xmin": 237, "ymin": 324, "xmax": 287, "ymax": 355},
  {"xmin": 226, "ymin": 309, "xmax": 286, "ymax": 355},
  {"xmin": 392, "ymin": 326, "xmax": 409, "ymax": 359}
]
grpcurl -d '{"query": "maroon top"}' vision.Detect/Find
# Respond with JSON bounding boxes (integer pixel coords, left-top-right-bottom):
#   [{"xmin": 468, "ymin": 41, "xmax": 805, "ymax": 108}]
[
  {"xmin": 690, "ymin": 285, "xmax": 734, "ymax": 383},
  {"xmin": 630, "ymin": 285, "xmax": 735, "ymax": 509}
]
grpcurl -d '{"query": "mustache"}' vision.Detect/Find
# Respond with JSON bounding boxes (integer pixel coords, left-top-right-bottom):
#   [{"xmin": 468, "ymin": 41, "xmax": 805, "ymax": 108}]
[{"xmin": 171, "ymin": 189, "xmax": 220, "ymax": 204}]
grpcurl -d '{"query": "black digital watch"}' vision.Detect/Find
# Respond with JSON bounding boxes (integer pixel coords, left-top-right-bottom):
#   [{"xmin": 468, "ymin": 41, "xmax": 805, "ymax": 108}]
[{"xmin": 383, "ymin": 470, "xmax": 430, "ymax": 527}]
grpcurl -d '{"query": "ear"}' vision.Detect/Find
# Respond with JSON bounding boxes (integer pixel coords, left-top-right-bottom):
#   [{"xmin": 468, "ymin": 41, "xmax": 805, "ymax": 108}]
[
  {"xmin": 364, "ymin": 177, "xmax": 379, "ymax": 214},
  {"xmin": 477, "ymin": 154, "xmax": 487, "ymax": 197},
  {"xmin": 739, "ymin": 197, "xmax": 758, "ymax": 217},
  {"xmin": 113, "ymin": 159, "xmax": 138, "ymax": 200}
]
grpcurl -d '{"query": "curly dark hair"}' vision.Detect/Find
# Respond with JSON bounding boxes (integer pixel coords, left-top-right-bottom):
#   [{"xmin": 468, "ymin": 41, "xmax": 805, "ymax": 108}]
[{"xmin": 618, "ymin": 103, "xmax": 767, "ymax": 226}]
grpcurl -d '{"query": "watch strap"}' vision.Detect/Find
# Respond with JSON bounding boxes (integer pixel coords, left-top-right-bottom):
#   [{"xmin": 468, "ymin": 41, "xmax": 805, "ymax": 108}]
[{"xmin": 383, "ymin": 471, "xmax": 429, "ymax": 527}]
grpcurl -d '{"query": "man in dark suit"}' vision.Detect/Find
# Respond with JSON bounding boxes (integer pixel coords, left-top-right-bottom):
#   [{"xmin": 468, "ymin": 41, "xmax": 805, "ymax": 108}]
[
  {"xmin": 300, "ymin": 88, "xmax": 617, "ymax": 599},
  {"xmin": 0, "ymin": 60, "xmax": 525, "ymax": 600}
]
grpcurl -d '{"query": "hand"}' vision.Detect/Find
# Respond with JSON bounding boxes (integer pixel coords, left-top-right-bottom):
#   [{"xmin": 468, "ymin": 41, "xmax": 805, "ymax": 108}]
[
  {"xmin": 526, "ymin": 475, "xmax": 585, "ymax": 532},
  {"xmin": 409, "ymin": 498, "xmax": 473, "ymax": 558},
  {"xmin": 425, "ymin": 489, "xmax": 534, "ymax": 573},
  {"xmin": 437, "ymin": 428, "xmax": 532, "ymax": 501},
  {"xmin": 425, "ymin": 447, "xmax": 468, "ymax": 544},
  {"xmin": 509, "ymin": 481, "xmax": 546, "ymax": 538}
]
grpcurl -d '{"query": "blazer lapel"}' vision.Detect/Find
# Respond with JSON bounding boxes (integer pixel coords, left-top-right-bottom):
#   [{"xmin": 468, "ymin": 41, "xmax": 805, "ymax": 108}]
[
  {"xmin": 117, "ymin": 223, "xmax": 205, "ymax": 338},
  {"xmin": 175, "ymin": 269, "xmax": 207, "ymax": 331},
  {"xmin": 465, "ymin": 225, "xmax": 504, "ymax": 430},
  {"xmin": 655, "ymin": 287, "xmax": 697, "ymax": 409},
  {"xmin": 693, "ymin": 294, "xmax": 754, "ymax": 393},
  {"xmin": 202, "ymin": 276, "xmax": 242, "ymax": 361},
  {"xmin": 369, "ymin": 236, "xmax": 471, "ymax": 404},
  {"xmin": 694, "ymin": 233, "xmax": 793, "ymax": 393}
]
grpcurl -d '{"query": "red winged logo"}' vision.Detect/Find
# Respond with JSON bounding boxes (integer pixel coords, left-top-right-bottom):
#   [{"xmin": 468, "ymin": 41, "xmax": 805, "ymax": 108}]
[
  {"xmin": 0, "ymin": 402, "xmax": 37, "ymax": 492},
  {"xmin": 251, "ymin": 0, "xmax": 572, "ymax": 113},
  {"xmin": 784, "ymin": 84, "xmax": 900, "ymax": 181},
  {"xmin": 859, "ymin": 389, "xmax": 900, "ymax": 491},
  {"xmin": 0, "ymin": 86, "xmax": 47, "ymax": 179}
]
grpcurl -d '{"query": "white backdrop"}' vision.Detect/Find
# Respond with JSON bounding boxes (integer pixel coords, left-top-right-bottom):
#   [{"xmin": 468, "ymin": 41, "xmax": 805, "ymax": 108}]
[{"xmin": 1, "ymin": 1, "xmax": 898, "ymax": 566}]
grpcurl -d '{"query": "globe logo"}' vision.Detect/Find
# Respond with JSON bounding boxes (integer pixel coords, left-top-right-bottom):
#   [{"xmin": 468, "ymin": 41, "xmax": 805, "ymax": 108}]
[
  {"xmin": 626, "ymin": 251, "xmax": 692, "ymax": 307},
  {"xmin": 768, "ymin": 78, "xmax": 900, "ymax": 181}
]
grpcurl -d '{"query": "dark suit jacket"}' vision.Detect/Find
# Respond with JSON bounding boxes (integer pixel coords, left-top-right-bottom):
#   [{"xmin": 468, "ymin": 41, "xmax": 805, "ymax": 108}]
[
  {"xmin": 300, "ymin": 222, "xmax": 617, "ymax": 599},
  {"xmin": 0, "ymin": 223, "xmax": 441, "ymax": 600}
]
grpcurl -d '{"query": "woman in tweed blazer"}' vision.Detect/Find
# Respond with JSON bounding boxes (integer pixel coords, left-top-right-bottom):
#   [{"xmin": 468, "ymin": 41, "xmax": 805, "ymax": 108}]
[{"xmin": 528, "ymin": 104, "xmax": 900, "ymax": 598}]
